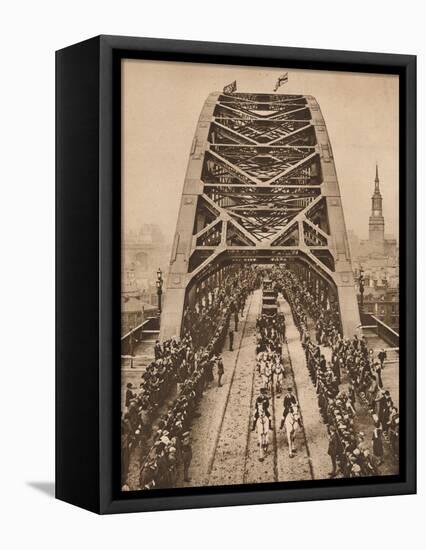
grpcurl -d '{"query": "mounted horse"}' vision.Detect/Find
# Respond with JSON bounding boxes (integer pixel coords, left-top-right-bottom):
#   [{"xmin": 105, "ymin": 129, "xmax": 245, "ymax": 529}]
[
  {"xmin": 274, "ymin": 363, "xmax": 284, "ymax": 396},
  {"xmin": 283, "ymin": 404, "xmax": 301, "ymax": 458},
  {"xmin": 255, "ymin": 406, "xmax": 270, "ymax": 461},
  {"xmin": 262, "ymin": 363, "xmax": 273, "ymax": 392}
]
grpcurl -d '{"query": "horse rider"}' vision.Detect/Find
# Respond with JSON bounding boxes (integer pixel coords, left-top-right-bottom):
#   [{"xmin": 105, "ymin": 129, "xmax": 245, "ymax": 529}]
[
  {"xmin": 251, "ymin": 387, "xmax": 272, "ymax": 431},
  {"xmin": 280, "ymin": 387, "xmax": 302, "ymax": 429}
]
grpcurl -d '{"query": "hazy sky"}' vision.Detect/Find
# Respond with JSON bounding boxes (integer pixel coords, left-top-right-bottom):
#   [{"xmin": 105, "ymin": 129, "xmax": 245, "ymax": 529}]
[{"xmin": 122, "ymin": 59, "xmax": 399, "ymax": 244}]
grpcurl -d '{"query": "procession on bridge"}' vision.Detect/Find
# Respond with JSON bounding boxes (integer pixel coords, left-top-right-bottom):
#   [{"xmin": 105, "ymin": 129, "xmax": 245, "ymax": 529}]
[
  {"xmin": 121, "ymin": 88, "xmax": 400, "ymax": 491},
  {"xmin": 122, "ymin": 266, "xmax": 399, "ymax": 490}
]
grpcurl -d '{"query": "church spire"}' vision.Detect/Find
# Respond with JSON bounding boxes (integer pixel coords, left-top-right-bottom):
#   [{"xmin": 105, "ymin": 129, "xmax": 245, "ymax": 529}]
[
  {"xmin": 374, "ymin": 162, "xmax": 380, "ymax": 194},
  {"xmin": 369, "ymin": 163, "xmax": 384, "ymax": 243}
]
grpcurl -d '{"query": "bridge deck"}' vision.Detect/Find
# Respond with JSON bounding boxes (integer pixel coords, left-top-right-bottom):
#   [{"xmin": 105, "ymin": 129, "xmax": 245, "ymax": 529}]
[
  {"xmin": 123, "ymin": 293, "xmax": 399, "ymax": 489},
  {"xmin": 175, "ymin": 289, "xmax": 330, "ymax": 487},
  {"xmin": 171, "ymin": 290, "xmax": 399, "ymax": 487}
]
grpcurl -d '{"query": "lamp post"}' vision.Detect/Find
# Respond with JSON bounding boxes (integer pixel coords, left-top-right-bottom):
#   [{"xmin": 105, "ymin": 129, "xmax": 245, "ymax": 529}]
[
  {"xmin": 156, "ymin": 268, "xmax": 163, "ymax": 316},
  {"xmin": 358, "ymin": 266, "xmax": 365, "ymax": 312}
]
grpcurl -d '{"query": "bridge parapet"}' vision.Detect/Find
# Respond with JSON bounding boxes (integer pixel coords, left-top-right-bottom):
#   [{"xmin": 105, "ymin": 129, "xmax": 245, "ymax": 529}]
[{"xmin": 361, "ymin": 313, "xmax": 399, "ymax": 349}]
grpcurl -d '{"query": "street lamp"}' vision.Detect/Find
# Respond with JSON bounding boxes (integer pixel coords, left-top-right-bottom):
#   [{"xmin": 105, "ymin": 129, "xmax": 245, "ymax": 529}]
[
  {"xmin": 358, "ymin": 266, "xmax": 365, "ymax": 312},
  {"xmin": 156, "ymin": 268, "xmax": 163, "ymax": 315}
]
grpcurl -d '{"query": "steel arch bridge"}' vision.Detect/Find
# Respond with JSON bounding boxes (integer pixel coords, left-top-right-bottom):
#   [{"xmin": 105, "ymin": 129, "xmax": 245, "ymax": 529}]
[{"xmin": 160, "ymin": 92, "xmax": 360, "ymax": 340}]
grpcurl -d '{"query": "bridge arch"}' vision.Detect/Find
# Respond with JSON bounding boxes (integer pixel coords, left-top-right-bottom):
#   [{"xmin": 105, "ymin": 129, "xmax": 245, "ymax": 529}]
[{"xmin": 160, "ymin": 92, "xmax": 359, "ymax": 340}]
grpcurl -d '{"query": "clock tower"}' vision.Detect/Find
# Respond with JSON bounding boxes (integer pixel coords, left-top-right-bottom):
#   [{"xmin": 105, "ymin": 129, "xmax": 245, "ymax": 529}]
[{"xmin": 368, "ymin": 164, "xmax": 385, "ymax": 243}]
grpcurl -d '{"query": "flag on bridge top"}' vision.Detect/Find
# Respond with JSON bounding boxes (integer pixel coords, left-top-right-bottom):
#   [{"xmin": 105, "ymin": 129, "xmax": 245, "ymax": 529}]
[
  {"xmin": 273, "ymin": 72, "xmax": 288, "ymax": 92},
  {"xmin": 223, "ymin": 80, "xmax": 237, "ymax": 94}
]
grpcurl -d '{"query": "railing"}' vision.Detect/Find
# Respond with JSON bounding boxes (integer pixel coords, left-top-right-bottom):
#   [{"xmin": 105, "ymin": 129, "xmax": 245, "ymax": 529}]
[
  {"xmin": 360, "ymin": 311, "xmax": 375, "ymax": 326},
  {"xmin": 121, "ymin": 316, "xmax": 160, "ymax": 356},
  {"xmin": 359, "ymin": 311, "xmax": 399, "ymax": 349},
  {"xmin": 372, "ymin": 315, "xmax": 399, "ymax": 348}
]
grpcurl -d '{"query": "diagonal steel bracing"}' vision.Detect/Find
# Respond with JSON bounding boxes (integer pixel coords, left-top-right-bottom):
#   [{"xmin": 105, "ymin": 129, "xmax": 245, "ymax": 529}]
[{"xmin": 161, "ymin": 92, "xmax": 360, "ymax": 340}]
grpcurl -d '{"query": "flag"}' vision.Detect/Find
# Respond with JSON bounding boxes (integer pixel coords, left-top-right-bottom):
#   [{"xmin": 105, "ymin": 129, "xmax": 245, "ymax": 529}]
[
  {"xmin": 223, "ymin": 80, "xmax": 237, "ymax": 94},
  {"xmin": 273, "ymin": 72, "xmax": 288, "ymax": 92}
]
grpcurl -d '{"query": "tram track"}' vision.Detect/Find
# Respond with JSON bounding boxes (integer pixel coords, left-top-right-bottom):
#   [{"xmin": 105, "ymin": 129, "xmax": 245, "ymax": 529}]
[
  {"xmin": 183, "ymin": 287, "xmax": 313, "ymax": 487},
  {"xmin": 243, "ymin": 284, "xmax": 282, "ymax": 486},
  {"xmin": 243, "ymin": 289, "xmax": 313, "ymax": 485},
  {"xmin": 242, "ymin": 291, "xmax": 279, "ymax": 485},
  {"xmin": 206, "ymin": 291, "xmax": 255, "ymax": 484},
  {"xmin": 282, "ymin": 324, "xmax": 315, "ymax": 480}
]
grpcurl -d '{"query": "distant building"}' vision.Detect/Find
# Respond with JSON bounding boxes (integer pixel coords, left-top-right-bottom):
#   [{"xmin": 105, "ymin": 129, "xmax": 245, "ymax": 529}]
[
  {"xmin": 121, "ymin": 266, "xmax": 144, "ymax": 335},
  {"xmin": 357, "ymin": 165, "xmax": 397, "ymax": 259},
  {"xmin": 350, "ymin": 165, "xmax": 399, "ymax": 332},
  {"xmin": 358, "ymin": 287, "xmax": 399, "ymax": 331},
  {"xmin": 122, "ymin": 223, "xmax": 170, "ymax": 307}
]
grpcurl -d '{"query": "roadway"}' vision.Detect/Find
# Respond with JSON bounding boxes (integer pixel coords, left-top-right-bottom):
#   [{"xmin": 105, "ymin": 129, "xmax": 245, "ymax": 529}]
[
  {"xmin": 176, "ymin": 289, "xmax": 329, "ymax": 487},
  {"xmin": 125, "ymin": 288, "xmax": 400, "ymax": 489}
]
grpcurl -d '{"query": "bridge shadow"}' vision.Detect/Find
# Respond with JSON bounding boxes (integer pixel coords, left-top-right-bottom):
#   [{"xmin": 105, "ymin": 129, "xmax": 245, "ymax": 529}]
[{"xmin": 26, "ymin": 481, "xmax": 55, "ymax": 498}]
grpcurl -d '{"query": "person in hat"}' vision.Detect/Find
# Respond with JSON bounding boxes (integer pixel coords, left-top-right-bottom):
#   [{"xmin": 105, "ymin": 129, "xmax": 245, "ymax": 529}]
[
  {"xmin": 125, "ymin": 382, "xmax": 136, "ymax": 408},
  {"xmin": 378, "ymin": 348, "xmax": 387, "ymax": 368},
  {"xmin": 139, "ymin": 459, "xmax": 158, "ymax": 490},
  {"xmin": 229, "ymin": 327, "xmax": 234, "ymax": 351},
  {"xmin": 217, "ymin": 356, "xmax": 224, "ymax": 387},
  {"xmin": 372, "ymin": 420, "xmax": 384, "ymax": 466},
  {"xmin": 154, "ymin": 339, "xmax": 162, "ymax": 360},
  {"xmin": 252, "ymin": 387, "xmax": 271, "ymax": 431},
  {"xmin": 234, "ymin": 309, "xmax": 239, "ymax": 332},
  {"xmin": 327, "ymin": 425, "xmax": 339, "ymax": 478},
  {"xmin": 389, "ymin": 409, "xmax": 400, "ymax": 456},
  {"xmin": 280, "ymin": 387, "xmax": 298, "ymax": 427},
  {"xmin": 181, "ymin": 431, "xmax": 192, "ymax": 483},
  {"xmin": 373, "ymin": 361, "xmax": 384, "ymax": 389}
]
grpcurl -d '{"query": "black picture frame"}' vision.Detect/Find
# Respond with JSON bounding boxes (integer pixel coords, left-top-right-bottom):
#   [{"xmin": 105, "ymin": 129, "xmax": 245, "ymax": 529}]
[{"xmin": 56, "ymin": 35, "xmax": 416, "ymax": 514}]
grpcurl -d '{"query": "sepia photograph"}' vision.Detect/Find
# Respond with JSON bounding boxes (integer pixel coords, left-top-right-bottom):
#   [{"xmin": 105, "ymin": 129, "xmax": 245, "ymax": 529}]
[
  {"xmin": 120, "ymin": 59, "xmax": 400, "ymax": 492},
  {"xmin": 2, "ymin": 0, "xmax": 420, "ymax": 539}
]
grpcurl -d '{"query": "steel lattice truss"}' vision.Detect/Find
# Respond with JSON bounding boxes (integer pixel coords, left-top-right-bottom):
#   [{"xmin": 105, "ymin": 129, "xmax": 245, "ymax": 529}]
[
  {"xmin": 190, "ymin": 93, "xmax": 332, "ymax": 274},
  {"xmin": 161, "ymin": 91, "xmax": 360, "ymax": 341}
]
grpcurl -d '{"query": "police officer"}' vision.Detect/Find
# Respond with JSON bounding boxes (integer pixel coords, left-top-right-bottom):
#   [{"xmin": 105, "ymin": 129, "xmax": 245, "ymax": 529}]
[
  {"xmin": 378, "ymin": 348, "xmax": 387, "ymax": 368},
  {"xmin": 154, "ymin": 339, "xmax": 162, "ymax": 360},
  {"xmin": 181, "ymin": 431, "xmax": 193, "ymax": 482},
  {"xmin": 327, "ymin": 425, "xmax": 339, "ymax": 478}
]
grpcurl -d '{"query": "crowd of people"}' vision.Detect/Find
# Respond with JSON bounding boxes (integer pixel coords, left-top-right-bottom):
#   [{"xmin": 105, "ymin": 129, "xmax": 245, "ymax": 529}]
[
  {"xmin": 268, "ymin": 266, "xmax": 399, "ymax": 477},
  {"xmin": 272, "ymin": 267, "xmax": 341, "ymax": 347},
  {"xmin": 121, "ymin": 335, "xmax": 197, "ymax": 487},
  {"xmin": 305, "ymin": 342, "xmax": 379, "ymax": 477},
  {"xmin": 122, "ymin": 267, "xmax": 259, "ymax": 489},
  {"xmin": 136, "ymin": 346, "xmax": 214, "ymax": 489},
  {"xmin": 329, "ymin": 337, "xmax": 400, "ymax": 460},
  {"xmin": 122, "ymin": 263, "xmax": 399, "ymax": 487},
  {"xmin": 182, "ymin": 268, "xmax": 258, "ymax": 349}
]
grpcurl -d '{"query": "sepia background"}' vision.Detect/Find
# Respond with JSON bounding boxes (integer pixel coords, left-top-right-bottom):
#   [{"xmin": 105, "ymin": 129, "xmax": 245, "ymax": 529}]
[{"xmin": 122, "ymin": 60, "xmax": 399, "ymax": 248}]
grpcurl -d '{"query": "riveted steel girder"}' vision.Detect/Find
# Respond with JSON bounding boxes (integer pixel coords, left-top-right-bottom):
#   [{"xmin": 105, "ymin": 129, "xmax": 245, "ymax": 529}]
[{"xmin": 160, "ymin": 92, "xmax": 360, "ymax": 340}]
